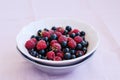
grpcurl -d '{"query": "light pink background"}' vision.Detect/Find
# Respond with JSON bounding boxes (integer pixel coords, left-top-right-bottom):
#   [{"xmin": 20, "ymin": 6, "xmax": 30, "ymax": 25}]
[{"xmin": 0, "ymin": 0, "xmax": 120, "ymax": 80}]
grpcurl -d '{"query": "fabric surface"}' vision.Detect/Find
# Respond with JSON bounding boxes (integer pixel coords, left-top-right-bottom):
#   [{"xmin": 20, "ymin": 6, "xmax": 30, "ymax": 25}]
[{"xmin": 0, "ymin": 0, "xmax": 120, "ymax": 80}]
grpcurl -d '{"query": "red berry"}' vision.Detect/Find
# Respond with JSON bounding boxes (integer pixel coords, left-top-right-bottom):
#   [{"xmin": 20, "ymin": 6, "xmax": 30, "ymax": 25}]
[
  {"xmin": 56, "ymin": 52, "xmax": 64, "ymax": 58},
  {"xmin": 42, "ymin": 31, "xmax": 50, "ymax": 38},
  {"xmin": 74, "ymin": 36, "xmax": 83, "ymax": 43},
  {"xmin": 72, "ymin": 29, "xmax": 80, "ymax": 34},
  {"xmin": 46, "ymin": 51, "xmax": 55, "ymax": 60},
  {"xmin": 68, "ymin": 40, "xmax": 76, "ymax": 49},
  {"xmin": 25, "ymin": 39, "xmax": 35, "ymax": 50},
  {"xmin": 53, "ymin": 56, "xmax": 62, "ymax": 61},
  {"xmin": 31, "ymin": 38, "xmax": 37, "ymax": 43},
  {"xmin": 36, "ymin": 40, "xmax": 47, "ymax": 50},
  {"xmin": 56, "ymin": 27, "xmax": 64, "ymax": 34},
  {"xmin": 67, "ymin": 37, "xmax": 73, "ymax": 41},
  {"xmin": 58, "ymin": 35, "xmax": 67, "ymax": 43},
  {"xmin": 55, "ymin": 31, "xmax": 62, "ymax": 37},
  {"xmin": 50, "ymin": 40, "xmax": 58, "ymax": 45},
  {"xmin": 49, "ymin": 30, "xmax": 54, "ymax": 35},
  {"xmin": 52, "ymin": 43, "xmax": 61, "ymax": 52}
]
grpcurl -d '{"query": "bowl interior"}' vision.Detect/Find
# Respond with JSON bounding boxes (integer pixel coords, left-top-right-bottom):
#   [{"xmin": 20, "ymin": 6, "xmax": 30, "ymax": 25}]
[{"xmin": 16, "ymin": 19, "xmax": 99, "ymax": 66}]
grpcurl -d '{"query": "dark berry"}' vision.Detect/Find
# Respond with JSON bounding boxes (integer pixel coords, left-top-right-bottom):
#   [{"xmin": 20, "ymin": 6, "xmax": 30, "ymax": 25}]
[
  {"xmin": 35, "ymin": 36, "xmax": 41, "ymax": 41},
  {"xmin": 37, "ymin": 30, "xmax": 42, "ymax": 36},
  {"xmin": 63, "ymin": 48, "xmax": 69, "ymax": 53},
  {"xmin": 51, "ymin": 26, "xmax": 56, "ymax": 30},
  {"xmin": 70, "ymin": 49, "xmax": 76, "ymax": 55},
  {"xmin": 71, "ymin": 55, "xmax": 76, "ymax": 59},
  {"xmin": 30, "ymin": 51, "xmax": 38, "ymax": 57},
  {"xmin": 41, "ymin": 56, "xmax": 47, "ymax": 60},
  {"xmin": 82, "ymin": 47, "xmax": 87, "ymax": 53},
  {"xmin": 61, "ymin": 41, "xmax": 67, "ymax": 47},
  {"xmin": 44, "ymin": 28, "xmax": 49, "ymax": 31},
  {"xmin": 63, "ymin": 30, "xmax": 68, "ymax": 35},
  {"xmin": 31, "ymin": 35, "xmax": 36, "ymax": 39},
  {"xmin": 66, "ymin": 26, "xmax": 72, "ymax": 32},
  {"xmin": 43, "ymin": 37, "xmax": 48, "ymax": 42},
  {"xmin": 46, "ymin": 42, "xmax": 50, "ymax": 47},
  {"xmin": 80, "ymin": 31, "xmax": 85, "ymax": 36},
  {"xmin": 76, "ymin": 43, "xmax": 82, "ymax": 50},
  {"xmin": 70, "ymin": 33, "xmax": 76, "ymax": 38},
  {"xmin": 38, "ymin": 54, "xmax": 42, "ymax": 58},
  {"xmin": 64, "ymin": 52, "xmax": 71, "ymax": 59},
  {"xmin": 81, "ymin": 41, "xmax": 88, "ymax": 47},
  {"xmin": 50, "ymin": 34, "xmax": 58, "ymax": 40},
  {"xmin": 76, "ymin": 32, "xmax": 80, "ymax": 36},
  {"xmin": 39, "ymin": 50, "xmax": 45, "ymax": 55},
  {"xmin": 76, "ymin": 51, "xmax": 84, "ymax": 57}
]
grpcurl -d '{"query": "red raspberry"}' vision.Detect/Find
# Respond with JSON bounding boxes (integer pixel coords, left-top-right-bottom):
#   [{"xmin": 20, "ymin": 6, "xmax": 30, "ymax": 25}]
[
  {"xmin": 67, "ymin": 37, "xmax": 73, "ymax": 41},
  {"xmin": 55, "ymin": 31, "xmax": 62, "ymax": 37},
  {"xmin": 31, "ymin": 38, "xmax": 37, "ymax": 43},
  {"xmin": 56, "ymin": 52, "xmax": 64, "ymax": 59},
  {"xmin": 52, "ymin": 43, "xmax": 61, "ymax": 52},
  {"xmin": 42, "ymin": 31, "xmax": 50, "ymax": 38},
  {"xmin": 56, "ymin": 27, "xmax": 64, "ymax": 34},
  {"xmin": 46, "ymin": 51, "xmax": 55, "ymax": 60},
  {"xmin": 72, "ymin": 29, "xmax": 80, "ymax": 34},
  {"xmin": 36, "ymin": 40, "xmax": 47, "ymax": 50},
  {"xmin": 53, "ymin": 56, "xmax": 62, "ymax": 61},
  {"xmin": 74, "ymin": 36, "xmax": 83, "ymax": 43},
  {"xmin": 58, "ymin": 35, "xmax": 67, "ymax": 43},
  {"xmin": 68, "ymin": 40, "xmax": 76, "ymax": 49},
  {"xmin": 49, "ymin": 30, "xmax": 54, "ymax": 35},
  {"xmin": 25, "ymin": 39, "xmax": 35, "ymax": 50},
  {"xmin": 50, "ymin": 40, "xmax": 58, "ymax": 45}
]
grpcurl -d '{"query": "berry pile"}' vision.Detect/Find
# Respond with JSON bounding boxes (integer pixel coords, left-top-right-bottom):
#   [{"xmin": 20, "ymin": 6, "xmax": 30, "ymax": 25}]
[{"xmin": 25, "ymin": 26, "xmax": 89, "ymax": 61}]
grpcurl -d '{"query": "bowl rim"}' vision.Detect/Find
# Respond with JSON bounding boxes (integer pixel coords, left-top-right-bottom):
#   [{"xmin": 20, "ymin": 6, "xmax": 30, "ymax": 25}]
[
  {"xmin": 16, "ymin": 18, "xmax": 100, "ymax": 65},
  {"xmin": 17, "ymin": 46, "xmax": 95, "ymax": 68}
]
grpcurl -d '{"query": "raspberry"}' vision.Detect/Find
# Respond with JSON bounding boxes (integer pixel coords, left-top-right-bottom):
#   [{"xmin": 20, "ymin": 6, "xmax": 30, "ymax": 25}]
[
  {"xmin": 31, "ymin": 38, "xmax": 37, "ymax": 43},
  {"xmin": 49, "ymin": 30, "xmax": 54, "ymax": 35},
  {"xmin": 67, "ymin": 37, "xmax": 73, "ymax": 41},
  {"xmin": 68, "ymin": 40, "xmax": 76, "ymax": 49},
  {"xmin": 42, "ymin": 31, "xmax": 50, "ymax": 38},
  {"xmin": 56, "ymin": 27, "xmax": 64, "ymax": 34},
  {"xmin": 36, "ymin": 40, "xmax": 47, "ymax": 50},
  {"xmin": 72, "ymin": 29, "xmax": 80, "ymax": 34},
  {"xmin": 58, "ymin": 35, "xmax": 67, "ymax": 43},
  {"xmin": 50, "ymin": 40, "xmax": 58, "ymax": 45},
  {"xmin": 46, "ymin": 51, "xmax": 55, "ymax": 60},
  {"xmin": 53, "ymin": 56, "xmax": 62, "ymax": 61},
  {"xmin": 52, "ymin": 43, "xmax": 61, "ymax": 52},
  {"xmin": 55, "ymin": 31, "xmax": 62, "ymax": 37},
  {"xmin": 56, "ymin": 52, "xmax": 64, "ymax": 58},
  {"xmin": 74, "ymin": 36, "xmax": 83, "ymax": 43},
  {"xmin": 25, "ymin": 39, "xmax": 35, "ymax": 50}
]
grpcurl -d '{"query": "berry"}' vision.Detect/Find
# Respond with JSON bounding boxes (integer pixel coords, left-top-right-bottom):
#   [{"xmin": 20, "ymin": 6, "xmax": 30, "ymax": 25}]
[
  {"xmin": 43, "ymin": 37, "xmax": 48, "ymax": 42},
  {"xmin": 58, "ymin": 35, "xmax": 67, "ymax": 43},
  {"xmin": 37, "ymin": 30, "xmax": 42, "ymax": 36},
  {"xmin": 50, "ymin": 34, "xmax": 57, "ymax": 40},
  {"xmin": 70, "ymin": 49, "xmax": 76, "ymax": 55},
  {"xmin": 74, "ymin": 36, "xmax": 83, "ymax": 43},
  {"xmin": 44, "ymin": 28, "xmax": 49, "ymax": 31},
  {"xmin": 42, "ymin": 31, "xmax": 50, "ymax": 38},
  {"xmin": 39, "ymin": 50, "xmax": 45, "ymax": 55},
  {"xmin": 70, "ymin": 33, "xmax": 76, "ymax": 38},
  {"xmin": 25, "ymin": 39, "xmax": 36, "ymax": 50},
  {"xmin": 76, "ymin": 43, "xmax": 82, "ymax": 50},
  {"xmin": 41, "ymin": 56, "xmax": 47, "ymax": 60},
  {"xmin": 67, "ymin": 37, "xmax": 73, "ymax": 41},
  {"xmin": 53, "ymin": 56, "xmax": 62, "ymax": 61},
  {"xmin": 76, "ymin": 51, "xmax": 84, "ymax": 57},
  {"xmin": 35, "ymin": 36, "xmax": 41, "ymax": 41},
  {"xmin": 82, "ymin": 47, "xmax": 87, "ymax": 53},
  {"xmin": 30, "ymin": 51, "xmax": 38, "ymax": 57},
  {"xmin": 36, "ymin": 40, "xmax": 47, "ymax": 50},
  {"xmin": 31, "ymin": 38, "xmax": 37, "ymax": 43},
  {"xmin": 66, "ymin": 26, "xmax": 72, "ymax": 32},
  {"xmin": 51, "ymin": 26, "xmax": 56, "ymax": 30},
  {"xmin": 63, "ymin": 48, "xmax": 69, "ymax": 53},
  {"xmin": 55, "ymin": 31, "xmax": 62, "ymax": 38},
  {"xmin": 56, "ymin": 27, "xmax": 64, "ymax": 34},
  {"xmin": 31, "ymin": 35, "xmax": 36, "ymax": 39},
  {"xmin": 71, "ymin": 55, "xmax": 76, "ymax": 59},
  {"xmin": 81, "ymin": 41, "xmax": 88, "ymax": 47},
  {"xmin": 71, "ymin": 29, "xmax": 80, "ymax": 34},
  {"xmin": 52, "ymin": 43, "xmax": 61, "ymax": 52},
  {"xmin": 56, "ymin": 52, "xmax": 64, "ymax": 58},
  {"xmin": 80, "ymin": 31, "xmax": 85, "ymax": 36},
  {"xmin": 38, "ymin": 54, "xmax": 42, "ymax": 58},
  {"xmin": 61, "ymin": 41, "xmax": 67, "ymax": 47},
  {"xmin": 64, "ymin": 53, "xmax": 71, "ymax": 59},
  {"xmin": 63, "ymin": 30, "xmax": 68, "ymax": 35},
  {"xmin": 46, "ymin": 51, "xmax": 55, "ymax": 60},
  {"xmin": 76, "ymin": 32, "xmax": 80, "ymax": 36},
  {"xmin": 50, "ymin": 40, "xmax": 58, "ymax": 45},
  {"xmin": 68, "ymin": 40, "xmax": 76, "ymax": 49},
  {"xmin": 49, "ymin": 30, "xmax": 54, "ymax": 35}
]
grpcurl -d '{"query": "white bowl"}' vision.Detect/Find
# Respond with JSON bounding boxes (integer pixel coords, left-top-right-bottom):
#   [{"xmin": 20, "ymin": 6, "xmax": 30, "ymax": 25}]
[
  {"xmin": 16, "ymin": 18, "xmax": 99, "ymax": 66},
  {"xmin": 17, "ymin": 46, "xmax": 94, "ymax": 74}
]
